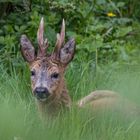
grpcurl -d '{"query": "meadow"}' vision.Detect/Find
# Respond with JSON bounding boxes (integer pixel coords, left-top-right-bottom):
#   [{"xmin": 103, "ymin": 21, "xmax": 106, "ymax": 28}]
[
  {"xmin": 0, "ymin": 62, "xmax": 140, "ymax": 140},
  {"xmin": 0, "ymin": 0, "xmax": 140, "ymax": 140}
]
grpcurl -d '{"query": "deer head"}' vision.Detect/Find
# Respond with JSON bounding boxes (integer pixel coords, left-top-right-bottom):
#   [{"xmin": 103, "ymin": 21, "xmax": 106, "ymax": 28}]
[{"xmin": 20, "ymin": 17, "xmax": 75, "ymax": 102}]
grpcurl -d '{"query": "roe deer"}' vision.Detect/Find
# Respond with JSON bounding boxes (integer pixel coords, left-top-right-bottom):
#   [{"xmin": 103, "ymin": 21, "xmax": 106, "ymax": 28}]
[{"xmin": 20, "ymin": 17, "xmax": 138, "ymax": 118}]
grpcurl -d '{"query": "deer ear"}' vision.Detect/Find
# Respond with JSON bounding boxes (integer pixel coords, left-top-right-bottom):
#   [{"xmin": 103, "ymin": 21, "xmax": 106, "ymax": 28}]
[
  {"xmin": 60, "ymin": 38, "xmax": 75, "ymax": 65},
  {"xmin": 20, "ymin": 35, "xmax": 35, "ymax": 62}
]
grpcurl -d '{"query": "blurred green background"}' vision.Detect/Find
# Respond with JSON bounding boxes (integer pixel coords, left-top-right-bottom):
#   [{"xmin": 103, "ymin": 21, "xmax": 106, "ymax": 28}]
[{"xmin": 0, "ymin": 0, "xmax": 140, "ymax": 140}]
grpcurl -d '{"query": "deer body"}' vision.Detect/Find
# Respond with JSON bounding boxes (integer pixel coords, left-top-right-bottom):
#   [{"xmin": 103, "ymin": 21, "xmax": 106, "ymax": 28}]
[{"xmin": 20, "ymin": 17, "xmax": 138, "ymax": 118}]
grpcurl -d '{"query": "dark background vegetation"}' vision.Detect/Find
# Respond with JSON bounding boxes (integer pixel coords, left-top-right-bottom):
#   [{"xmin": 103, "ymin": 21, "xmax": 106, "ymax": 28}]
[{"xmin": 0, "ymin": 0, "xmax": 140, "ymax": 74}]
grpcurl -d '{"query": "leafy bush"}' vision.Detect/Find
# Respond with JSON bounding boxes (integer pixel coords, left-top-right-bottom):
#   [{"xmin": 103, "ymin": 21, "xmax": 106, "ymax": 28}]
[{"xmin": 0, "ymin": 0, "xmax": 140, "ymax": 73}]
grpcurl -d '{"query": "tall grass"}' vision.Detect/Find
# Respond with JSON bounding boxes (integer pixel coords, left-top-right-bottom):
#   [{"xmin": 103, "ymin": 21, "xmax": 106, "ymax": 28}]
[{"xmin": 0, "ymin": 62, "xmax": 140, "ymax": 140}]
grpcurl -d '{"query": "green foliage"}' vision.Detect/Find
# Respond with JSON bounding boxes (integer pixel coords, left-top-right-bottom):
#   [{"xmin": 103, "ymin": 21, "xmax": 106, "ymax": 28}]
[{"xmin": 0, "ymin": 0, "xmax": 140, "ymax": 73}]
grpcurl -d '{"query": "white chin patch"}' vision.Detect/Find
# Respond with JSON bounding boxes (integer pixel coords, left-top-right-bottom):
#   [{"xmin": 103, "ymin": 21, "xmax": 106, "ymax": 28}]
[
  {"xmin": 34, "ymin": 97, "xmax": 47, "ymax": 102},
  {"xmin": 39, "ymin": 98, "xmax": 47, "ymax": 102}
]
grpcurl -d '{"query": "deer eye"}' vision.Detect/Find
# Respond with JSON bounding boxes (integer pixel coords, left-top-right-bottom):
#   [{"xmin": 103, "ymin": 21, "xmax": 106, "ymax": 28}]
[
  {"xmin": 51, "ymin": 73, "xmax": 59, "ymax": 79},
  {"xmin": 31, "ymin": 70, "xmax": 36, "ymax": 76}
]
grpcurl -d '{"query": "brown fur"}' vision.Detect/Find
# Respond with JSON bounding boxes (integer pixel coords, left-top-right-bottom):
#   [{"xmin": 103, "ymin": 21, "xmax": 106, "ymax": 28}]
[{"xmin": 29, "ymin": 57, "xmax": 72, "ymax": 117}]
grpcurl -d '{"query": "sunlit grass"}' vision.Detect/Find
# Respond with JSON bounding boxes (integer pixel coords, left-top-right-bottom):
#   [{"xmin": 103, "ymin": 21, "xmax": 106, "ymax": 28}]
[{"xmin": 0, "ymin": 63, "xmax": 140, "ymax": 140}]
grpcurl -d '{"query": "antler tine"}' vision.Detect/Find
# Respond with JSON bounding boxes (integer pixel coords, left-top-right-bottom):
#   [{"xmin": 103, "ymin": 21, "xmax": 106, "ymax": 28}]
[
  {"xmin": 60, "ymin": 19, "xmax": 65, "ymax": 46},
  {"xmin": 37, "ymin": 17, "xmax": 44, "ymax": 50},
  {"xmin": 37, "ymin": 17, "xmax": 48, "ymax": 57},
  {"xmin": 53, "ymin": 19, "xmax": 65, "ymax": 57},
  {"xmin": 55, "ymin": 33, "xmax": 61, "ymax": 49}
]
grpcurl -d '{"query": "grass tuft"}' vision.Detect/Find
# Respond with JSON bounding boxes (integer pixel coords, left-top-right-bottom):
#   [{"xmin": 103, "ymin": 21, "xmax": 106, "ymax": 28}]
[{"xmin": 0, "ymin": 63, "xmax": 140, "ymax": 140}]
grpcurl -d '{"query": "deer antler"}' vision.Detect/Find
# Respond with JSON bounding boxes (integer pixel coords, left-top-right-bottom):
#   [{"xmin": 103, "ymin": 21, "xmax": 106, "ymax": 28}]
[
  {"xmin": 53, "ymin": 19, "xmax": 65, "ymax": 59},
  {"xmin": 37, "ymin": 17, "xmax": 49, "ymax": 57}
]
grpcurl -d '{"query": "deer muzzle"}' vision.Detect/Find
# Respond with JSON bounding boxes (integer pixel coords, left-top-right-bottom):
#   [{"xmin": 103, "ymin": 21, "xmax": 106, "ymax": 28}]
[{"xmin": 34, "ymin": 87, "xmax": 50, "ymax": 100}]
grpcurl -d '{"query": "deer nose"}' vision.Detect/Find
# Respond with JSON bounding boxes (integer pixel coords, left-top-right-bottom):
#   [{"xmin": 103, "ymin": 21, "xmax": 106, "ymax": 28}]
[{"xmin": 34, "ymin": 87, "xmax": 50, "ymax": 100}]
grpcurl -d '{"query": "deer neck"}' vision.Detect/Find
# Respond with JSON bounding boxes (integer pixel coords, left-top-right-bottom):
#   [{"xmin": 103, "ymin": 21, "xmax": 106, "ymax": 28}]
[{"xmin": 36, "ymin": 78, "xmax": 72, "ymax": 117}]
